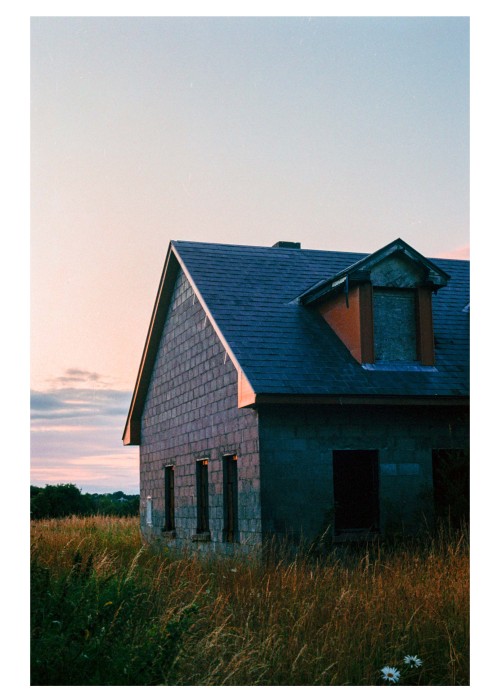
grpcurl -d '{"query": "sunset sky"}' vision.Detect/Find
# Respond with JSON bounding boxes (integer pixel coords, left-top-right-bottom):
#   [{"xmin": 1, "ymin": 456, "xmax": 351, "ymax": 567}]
[{"xmin": 30, "ymin": 12, "xmax": 470, "ymax": 494}]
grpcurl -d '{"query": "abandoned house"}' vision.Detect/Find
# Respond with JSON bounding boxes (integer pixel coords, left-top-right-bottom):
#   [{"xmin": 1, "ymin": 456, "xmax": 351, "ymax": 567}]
[{"xmin": 122, "ymin": 238, "xmax": 469, "ymax": 550}]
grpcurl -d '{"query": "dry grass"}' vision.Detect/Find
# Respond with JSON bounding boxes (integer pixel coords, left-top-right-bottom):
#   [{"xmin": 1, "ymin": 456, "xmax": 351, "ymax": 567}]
[
  {"xmin": 31, "ymin": 516, "xmax": 469, "ymax": 685},
  {"xmin": 31, "ymin": 515, "xmax": 142, "ymax": 574}
]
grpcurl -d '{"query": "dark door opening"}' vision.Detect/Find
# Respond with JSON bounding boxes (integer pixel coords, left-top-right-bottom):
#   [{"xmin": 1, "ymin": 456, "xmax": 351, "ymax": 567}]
[
  {"xmin": 333, "ymin": 450, "xmax": 379, "ymax": 533},
  {"xmin": 432, "ymin": 449, "xmax": 469, "ymax": 528}
]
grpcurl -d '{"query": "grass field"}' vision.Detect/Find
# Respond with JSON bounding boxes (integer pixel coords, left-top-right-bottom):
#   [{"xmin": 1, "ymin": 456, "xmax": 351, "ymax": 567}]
[{"xmin": 31, "ymin": 516, "xmax": 469, "ymax": 686}]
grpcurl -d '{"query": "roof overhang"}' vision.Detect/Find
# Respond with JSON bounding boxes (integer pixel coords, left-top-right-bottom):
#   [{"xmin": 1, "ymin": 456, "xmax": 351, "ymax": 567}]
[{"xmin": 238, "ymin": 393, "xmax": 469, "ymax": 408}]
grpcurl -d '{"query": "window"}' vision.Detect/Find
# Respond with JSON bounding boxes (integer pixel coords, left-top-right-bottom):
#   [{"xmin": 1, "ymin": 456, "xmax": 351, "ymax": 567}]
[
  {"xmin": 333, "ymin": 450, "xmax": 379, "ymax": 533},
  {"xmin": 373, "ymin": 289, "xmax": 417, "ymax": 362},
  {"xmin": 223, "ymin": 454, "xmax": 238, "ymax": 542},
  {"xmin": 196, "ymin": 459, "xmax": 209, "ymax": 533},
  {"xmin": 164, "ymin": 466, "xmax": 175, "ymax": 531},
  {"xmin": 146, "ymin": 496, "xmax": 152, "ymax": 526}
]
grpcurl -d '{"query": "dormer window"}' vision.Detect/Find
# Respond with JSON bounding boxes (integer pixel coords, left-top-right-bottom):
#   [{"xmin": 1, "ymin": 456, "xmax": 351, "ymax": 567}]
[
  {"xmin": 299, "ymin": 239, "xmax": 450, "ymax": 369},
  {"xmin": 373, "ymin": 288, "xmax": 417, "ymax": 362}
]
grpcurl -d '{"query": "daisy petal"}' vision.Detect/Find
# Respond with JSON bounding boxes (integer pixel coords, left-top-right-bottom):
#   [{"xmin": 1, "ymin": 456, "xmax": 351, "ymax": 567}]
[
  {"xmin": 404, "ymin": 655, "xmax": 423, "ymax": 668},
  {"xmin": 381, "ymin": 666, "xmax": 401, "ymax": 683}
]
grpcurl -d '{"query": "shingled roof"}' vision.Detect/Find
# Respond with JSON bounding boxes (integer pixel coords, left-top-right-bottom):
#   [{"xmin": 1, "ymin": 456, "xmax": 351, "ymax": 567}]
[{"xmin": 123, "ymin": 239, "xmax": 469, "ymax": 443}]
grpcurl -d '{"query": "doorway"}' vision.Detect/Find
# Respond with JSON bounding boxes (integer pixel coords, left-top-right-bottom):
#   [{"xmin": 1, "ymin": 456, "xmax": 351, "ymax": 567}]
[
  {"xmin": 333, "ymin": 450, "xmax": 379, "ymax": 533},
  {"xmin": 432, "ymin": 449, "xmax": 469, "ymax": 527}
]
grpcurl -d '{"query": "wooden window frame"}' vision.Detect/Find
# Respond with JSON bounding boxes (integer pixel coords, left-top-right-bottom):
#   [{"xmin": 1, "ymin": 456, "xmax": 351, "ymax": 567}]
[
  {"xmin": 164, "ymin": 465, "xmax": 175, "ymax": 532},
  {"xmin": 367, "ymin": 285, "xmax": 435, "ymax": 366},
  {"xmin": 223, "ymin": 454, "xmax": 238, "ymax": 543},
  {"xmin": 196, "ymin": 459, "xmax": 210, "ymax": 534},
  {"xmin": 415, "ymin": 286, "xmax": 435, "ymax": 365}
]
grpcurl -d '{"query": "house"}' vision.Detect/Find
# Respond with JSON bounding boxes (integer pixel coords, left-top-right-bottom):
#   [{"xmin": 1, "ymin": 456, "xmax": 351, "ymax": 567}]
[{"xmin": 123, "ymin": 238, "xmax": 469, "ymax": 550}]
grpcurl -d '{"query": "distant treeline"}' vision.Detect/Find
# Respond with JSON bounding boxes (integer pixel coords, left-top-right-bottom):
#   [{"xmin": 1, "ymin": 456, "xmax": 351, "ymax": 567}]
[{"xmin": 30, "ymin": 484, "xmax": 139, "ymax": 520}]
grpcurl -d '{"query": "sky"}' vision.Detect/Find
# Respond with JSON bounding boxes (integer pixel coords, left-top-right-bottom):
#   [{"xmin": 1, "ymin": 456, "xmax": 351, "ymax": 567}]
[{"xmin": 29, "ymin": 13, "xmax": 470, "ymax": 495}]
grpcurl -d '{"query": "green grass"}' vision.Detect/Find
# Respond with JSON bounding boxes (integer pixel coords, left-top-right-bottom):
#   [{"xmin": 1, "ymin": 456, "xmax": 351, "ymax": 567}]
[{"xmin": 31, "ymin": 516, "xmax": 469, "ymax": 685}]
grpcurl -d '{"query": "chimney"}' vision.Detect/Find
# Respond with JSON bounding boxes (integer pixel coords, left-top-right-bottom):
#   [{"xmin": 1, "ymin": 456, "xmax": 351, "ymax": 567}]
[{"xmin": 272, "ymin": 241, "xmax": 301, "ymax": 249}]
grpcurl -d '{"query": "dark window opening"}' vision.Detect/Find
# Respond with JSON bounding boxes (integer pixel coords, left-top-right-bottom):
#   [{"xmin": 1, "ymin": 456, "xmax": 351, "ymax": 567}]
[
  {"xmin": 223, "ymin": 454, "xmax": 238, "ymax": 543},
  {"xmin": 373, "ymin": 288, "xmax": 417, "ymax": 362},
  {"xmin": 432, "ymin": 449, "xmax": 469, "ymax": 528},
  {"xmin": 196, "ymin": 459, "xmax": 210, "ymax": 533},
  {"xmin": 164, "ymin": 466, "xmax": 175, "ymax": 531},
  {"xmin": 333, "ymin": 450, "xmax": 379, "ymax": 533}
]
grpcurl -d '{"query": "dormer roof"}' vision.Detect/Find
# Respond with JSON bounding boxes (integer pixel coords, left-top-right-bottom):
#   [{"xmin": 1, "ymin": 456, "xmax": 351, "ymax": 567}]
[{"xmin": 299, "ymin": 238, "xmax": 450, "ymax": 306}]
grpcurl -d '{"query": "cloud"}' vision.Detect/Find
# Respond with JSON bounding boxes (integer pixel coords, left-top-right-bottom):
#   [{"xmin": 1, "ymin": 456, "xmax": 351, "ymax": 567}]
[
  {"xmin": 30, "ymin": 387, "xmax": 133, "ymax": 424},
  {"xmin": 48, "ymin": 368, "xmax": 114, "ymax": 390},
  {"xmin": 30, "ymin": 448, "xmax": 139, "ymax": 494},
  {"xmin": 438, "ymin": 244, "xmax": 470, "ymax": 260},
  {"xmin": 30, "ymin": 384, "xmax": 138, "ymax": 493},
  {"xmin": 65, "ymin": 368, "xmax": 101, "ymax": 380}
]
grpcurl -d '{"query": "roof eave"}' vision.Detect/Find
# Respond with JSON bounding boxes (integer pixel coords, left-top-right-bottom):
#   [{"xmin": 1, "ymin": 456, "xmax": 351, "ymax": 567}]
[{"xmin": 238, "ymin": 392, "xmax": 469, "ymax": 408}]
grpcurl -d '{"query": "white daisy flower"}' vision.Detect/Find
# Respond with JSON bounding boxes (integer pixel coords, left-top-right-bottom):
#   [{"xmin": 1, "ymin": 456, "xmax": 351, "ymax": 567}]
[
  {"xmin": 381, "ymin": 666, "xmax": 400, "ymax": 683},
  {"xmin": 404, "ymin": 655, "xmax": 423, "ymax": 668}
]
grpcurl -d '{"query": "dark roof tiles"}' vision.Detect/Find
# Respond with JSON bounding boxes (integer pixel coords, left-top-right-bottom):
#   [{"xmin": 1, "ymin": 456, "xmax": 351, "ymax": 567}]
[{"xmin": 173, "ymin": 240, "xmax": 469, "ymax": 399}]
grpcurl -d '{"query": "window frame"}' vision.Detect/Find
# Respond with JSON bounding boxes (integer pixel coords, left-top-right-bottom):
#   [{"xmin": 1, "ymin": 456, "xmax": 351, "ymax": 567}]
[
  {"xmin": 164, "ymin": 465, "xmax": 175, "ymax": 532},
  {"xmin": 223, "ymin": 454, "xmax": 239, "ymax": 543},
  {"xmin": 196, "ymin": 459, "xmax": 210, "ymax": 534}
]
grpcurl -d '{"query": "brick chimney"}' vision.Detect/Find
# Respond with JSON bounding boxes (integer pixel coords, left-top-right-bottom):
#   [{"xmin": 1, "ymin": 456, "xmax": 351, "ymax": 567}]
[{"xmin": 272, "ymin": 241, "xmax": 301, "ymax": 249}]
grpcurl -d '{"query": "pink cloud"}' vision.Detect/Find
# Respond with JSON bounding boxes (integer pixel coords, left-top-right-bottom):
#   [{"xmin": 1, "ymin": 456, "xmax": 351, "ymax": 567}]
[
  {"xmin": 30, "ymin": 452, "xmax": 139, "ymax": 493},
  {"xmin": 437, "ymin": 244, "xmax": 470, "ymax": 260}
]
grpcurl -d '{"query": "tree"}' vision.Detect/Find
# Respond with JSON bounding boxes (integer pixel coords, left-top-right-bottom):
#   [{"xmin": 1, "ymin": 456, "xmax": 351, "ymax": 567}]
[
  {"xmin": 30, "ymin": 485, "xmax": 139, "ymax": 519},
  {"xmin": 30, "ymin": 484, "xmax": 95, "ymax": 519}
]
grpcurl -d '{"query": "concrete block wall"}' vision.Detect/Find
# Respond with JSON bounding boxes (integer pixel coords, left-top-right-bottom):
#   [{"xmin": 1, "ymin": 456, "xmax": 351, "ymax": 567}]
[
  {"xmin": 258, "ymin": 403, "xmax": 469, "ymax": 540},
  {"xmin": 140, "ymin": 269, "xmax": 261, "ymax": 552}
]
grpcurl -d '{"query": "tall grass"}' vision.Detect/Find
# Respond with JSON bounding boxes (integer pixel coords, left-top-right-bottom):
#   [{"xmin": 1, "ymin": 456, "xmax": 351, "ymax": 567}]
[{"xmin": 31, "ymin": 516, "xmax": 469, "ymax": 685}]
